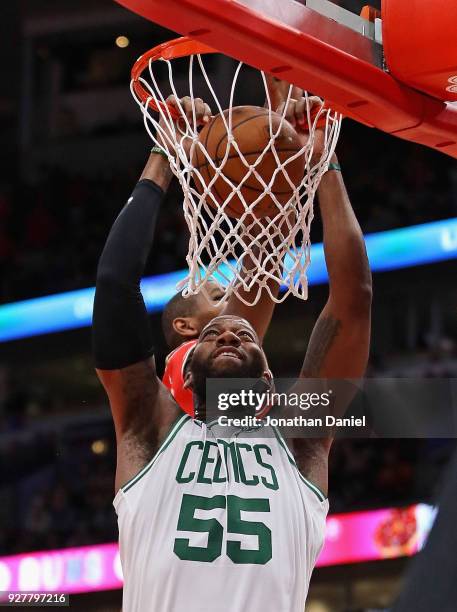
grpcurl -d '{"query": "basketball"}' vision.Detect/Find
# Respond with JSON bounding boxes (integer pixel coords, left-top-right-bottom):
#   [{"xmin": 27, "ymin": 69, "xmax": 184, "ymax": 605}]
[{"xmin": 193, "ymin": 105, "xmax": 306, "ymax": 219}]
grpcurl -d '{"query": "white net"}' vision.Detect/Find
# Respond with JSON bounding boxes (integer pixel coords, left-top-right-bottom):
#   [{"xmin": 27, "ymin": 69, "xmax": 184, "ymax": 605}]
[{"xmin": 131, "ymin": 45, "xmax": 342, "ymax": 306}]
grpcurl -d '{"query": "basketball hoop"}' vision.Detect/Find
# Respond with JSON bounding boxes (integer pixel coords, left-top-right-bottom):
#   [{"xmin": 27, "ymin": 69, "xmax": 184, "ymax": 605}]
[{"xmin": 131, "ymin": 37, "xmax": 342, "ymax": 306}]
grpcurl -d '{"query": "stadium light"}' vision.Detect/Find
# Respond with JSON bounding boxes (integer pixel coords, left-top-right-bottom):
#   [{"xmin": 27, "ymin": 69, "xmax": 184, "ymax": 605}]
[{"xmin": 115, "ymin": 35, "xmax": 130, "ymax": 48}]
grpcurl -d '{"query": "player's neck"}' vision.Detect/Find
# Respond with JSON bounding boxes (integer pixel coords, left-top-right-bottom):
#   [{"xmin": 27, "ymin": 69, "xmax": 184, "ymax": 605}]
[{"xmin": 193, "ymin": 397, "xmax": 206, "ymax": 421}]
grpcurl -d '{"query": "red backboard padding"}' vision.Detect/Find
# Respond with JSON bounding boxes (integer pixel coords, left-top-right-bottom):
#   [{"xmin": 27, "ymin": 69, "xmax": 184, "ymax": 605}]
[
  {"xmin": 383, "ymin": 0, "xmax": 457, "ymax": 103},
  {"xmin": 115, "ymin": 0, "xmax": 457, "ymax": 158}
]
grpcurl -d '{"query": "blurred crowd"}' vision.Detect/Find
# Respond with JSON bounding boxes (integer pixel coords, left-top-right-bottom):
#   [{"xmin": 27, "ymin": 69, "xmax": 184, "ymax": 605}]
[
  {"xmin": 0, "ymin": 123, "xmax": 456, "ymax": 303},
  {"xmin": 0, "ymin": 167, "xmax": 188, "ymax": 302},
  {"xmin": 0, "ymin": 429, "xmax": 117, "ymax": 556},
  {"xmin": 329, "ymin": 437, "xmax": 452, "ymax": 513}
]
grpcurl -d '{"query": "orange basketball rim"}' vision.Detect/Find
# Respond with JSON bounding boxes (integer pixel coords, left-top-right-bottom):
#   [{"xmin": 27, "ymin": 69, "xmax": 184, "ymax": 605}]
[
  {"xmin": 118, "ymin": 0, "xmax": 457, "ymax": 159},
  {"xmin": 131, "ymin": 36, "xmax": 326, "ymax": 130}
]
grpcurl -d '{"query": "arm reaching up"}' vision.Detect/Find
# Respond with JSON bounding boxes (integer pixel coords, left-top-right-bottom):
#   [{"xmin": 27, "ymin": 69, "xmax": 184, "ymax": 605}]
[
  {"xmin": 301, "ymin": 162, "xmax": 372, "ymax": 380},
  {"xmin": 273, "ymin": 97, "xmax": 372, "ymax": 495},
  {"xmin": 295, "ymin": 158, "xmax": 372, "ymax": 496},
  {"xmin": 93, "ymin": 155, "xmax": 178, "ymax": 493},
  {"xmin": 93, "ymin": 96, "xmax": 211, "ymax": 492},
  {"xmin": 275, "ymin": 94, "xmax": 372, "ymax": 380}
]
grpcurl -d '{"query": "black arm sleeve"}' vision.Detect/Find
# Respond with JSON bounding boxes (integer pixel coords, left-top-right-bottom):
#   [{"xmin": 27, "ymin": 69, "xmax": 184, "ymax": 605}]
[{"xmin": 92, "ymin": 179, "xmax": 164, "ymax": 370}]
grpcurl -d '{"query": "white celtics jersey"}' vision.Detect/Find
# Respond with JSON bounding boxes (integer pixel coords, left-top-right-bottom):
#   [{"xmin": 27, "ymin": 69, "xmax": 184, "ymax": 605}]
[{"xmin": 114, "ymin": 415, "xmax": 329, "ymax": 612}]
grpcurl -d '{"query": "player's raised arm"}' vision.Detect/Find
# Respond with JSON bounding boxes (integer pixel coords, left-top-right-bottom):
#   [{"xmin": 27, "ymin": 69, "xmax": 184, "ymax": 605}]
[
  {"xmin": 284, "ymin": 102, "xmax": 372, "ymax": 495},
  {"xmin": 300, "ymin": 154, "xmax": 372, "ymax": 380},
  {"xmin": 92, "ymin": 96, "xmax": 211, "ymax": 491}
]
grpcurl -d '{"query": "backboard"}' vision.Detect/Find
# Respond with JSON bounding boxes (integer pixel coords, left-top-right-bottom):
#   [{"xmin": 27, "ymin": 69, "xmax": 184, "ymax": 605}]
[{"xmin": 115, "ymin": 0, "xmax": 457, "ymax": 158}]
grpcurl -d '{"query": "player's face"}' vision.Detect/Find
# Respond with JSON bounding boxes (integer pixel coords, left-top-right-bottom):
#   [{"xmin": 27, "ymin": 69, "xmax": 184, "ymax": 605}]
[
  {"xmin": 195, "ymin": 284, "xmax": 225, "ymax": 331},
  {"xmin": 188, "ymin": 315, "xmax": 269, "ymax": 400}
]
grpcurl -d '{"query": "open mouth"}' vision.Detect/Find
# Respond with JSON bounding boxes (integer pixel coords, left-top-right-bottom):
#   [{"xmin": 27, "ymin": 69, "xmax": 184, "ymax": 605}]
[{"xmin": 212, "ymin": 347, "xmax": 243, "ymax": 361}]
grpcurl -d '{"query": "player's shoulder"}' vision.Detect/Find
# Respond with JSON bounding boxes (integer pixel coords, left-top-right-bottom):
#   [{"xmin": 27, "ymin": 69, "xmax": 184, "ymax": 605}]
[{"xmin": 165, "ymin": 339, "xmax": 198, "ymax": 369}]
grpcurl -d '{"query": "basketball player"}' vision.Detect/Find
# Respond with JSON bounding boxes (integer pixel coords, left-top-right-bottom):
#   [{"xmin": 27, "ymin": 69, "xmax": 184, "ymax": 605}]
[{"xmin": 93, "ymin": 95, "xmax": 371, "ymax": 610}]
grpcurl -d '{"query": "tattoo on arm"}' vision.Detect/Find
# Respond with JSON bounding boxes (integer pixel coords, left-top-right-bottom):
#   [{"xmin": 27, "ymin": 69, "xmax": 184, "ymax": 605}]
[{"xmin": 302, "ymin": 315, "xmax": 341, "ymax": 376}]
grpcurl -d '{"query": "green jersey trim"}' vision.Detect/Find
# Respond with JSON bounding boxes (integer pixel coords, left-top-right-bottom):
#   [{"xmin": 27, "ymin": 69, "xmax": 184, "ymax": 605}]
[
  {"xmin": 272, "ymin": 426, "xmax": 327, "ymax": 503},
  {"xmin": 122, "ymin": 414, "xmax": 191, "ymax": 493}
]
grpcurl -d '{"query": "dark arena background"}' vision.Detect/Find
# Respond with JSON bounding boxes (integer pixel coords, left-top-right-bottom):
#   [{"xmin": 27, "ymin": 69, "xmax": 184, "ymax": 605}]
[{"xmin": 1, "ymin": 0, "xmax": 457, "ymax": 610}]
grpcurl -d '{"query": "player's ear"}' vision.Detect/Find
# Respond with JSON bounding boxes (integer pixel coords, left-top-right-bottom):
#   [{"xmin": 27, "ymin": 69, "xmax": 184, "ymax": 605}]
[{"xmin": 173, "ymin": 317, "xmax": 199, "ymax": 340}]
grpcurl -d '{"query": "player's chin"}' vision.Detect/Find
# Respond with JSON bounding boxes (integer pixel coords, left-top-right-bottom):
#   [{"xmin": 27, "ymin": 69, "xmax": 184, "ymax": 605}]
[{"xmin": 208, "ymin": 357, "xmax": 245, "ymax": 378}]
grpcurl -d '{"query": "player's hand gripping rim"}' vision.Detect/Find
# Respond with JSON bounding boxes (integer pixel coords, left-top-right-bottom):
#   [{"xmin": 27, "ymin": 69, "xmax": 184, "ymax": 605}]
[
  {"xmin": 156, "ymin": 94, "xmax": 212, "ymax": 157},
  {"xmin": 276, "ymin": 95, "xmax": 325, "ymax": 132}
]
